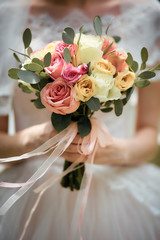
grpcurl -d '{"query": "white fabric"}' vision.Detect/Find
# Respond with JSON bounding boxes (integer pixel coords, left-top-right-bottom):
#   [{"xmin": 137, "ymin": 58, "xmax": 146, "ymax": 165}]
[{"xmin": 0, "ymin": 0, "xmax": 160, "ymax": 239}]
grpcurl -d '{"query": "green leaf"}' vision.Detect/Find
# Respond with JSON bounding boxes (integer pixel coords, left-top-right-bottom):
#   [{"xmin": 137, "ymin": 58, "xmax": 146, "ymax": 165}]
[
  {"xmin": 138, "ymin": 71, "xmax": 156, "ymax": 79},
  {"xmin": 27, "ymin": 46, "xmax": 33, "ymax": 55},
  {"xmin": 135, "ymin": 79, "xmax": 151, "ymax": 88},
  {"xmin": 9, "ymin": 48, "xmax": 30, "ymax": 59},
  {"xmin": 44, "ymin": 52, "xmax": 51, "ymax": 67},
  {"xmin": 103, "ymin": 42, "xmax": 113, "ymax": 56},
  {"xmin": 87, "ymin": 62, "xmax": 92, "ymax": 76},
  {"xmin": 23, "ymin": 28, "xmax": 32, "ymax": 49},
  {"xmin": 51, "ymin": 113, "xmax": 71, "ymax": 132},
  {"xmin": 62, "ymin": 27, "xmax": 75, "ymax": 44},
  {"xmin": 122, "ymin": 87, "xmax": 134, "ymax": 105},
  {"xmin": 101, "ymin": 107, "xmax": 113, "ymax": 113},
  {"xmin": 105, "ymin": 23, "xmax": 111, "ymax": 35},
  {"xmin": 141, "ymin": 47, "xmax": 148, "ymax": 63},
  {"xmin": 150, "ymin": 64, "xmax": 160, "ymax": 71},
  {"xmin": 131, "ymin": 61, "xmax": 139, "ymax": 72},
  {"xmin": 78, "ymin": 116, "xmax": 91, "ymax": 138},
  {"xmin": 24, "ymin": 62, "xmax": 43, "ymax": 72},
  {"xmin": 18, "ymin": 82, "xmax": 33, "ymax": 93},
  {"xmin": 114, "ymin": 99, "xmax": 123, "ymax": 116},
  {"xmin": 39, "ymin": 71, "xmax": 50, "ymax": 79},
  {"xmin": 13, "ymin": 53, "xmax": 21, "ymax": 63},
  {"xmin": 32, "ymin": 58, "xmax": 44, "ymax": 67},
  {"xmin": 140, "ymin": 62, "xmax": 146, "ymax": 71},
  {"xmin": 8, "ymin": 68, "xmax": 20, "ymax": 79},
  {"xmin": 63, "ymin": 48, "xmax": 72, "ymax": 63},
  {"xmin": 93, "ymin": 16, "xmax": 102, "ymax": 36},
  {"xmin": 126, "ymin": 52, "xmax": 133, "ymax": 67},
  {"xmin": 86, "ymin": 97, "xmax": 100, "ymax": 111},
  {"xmin": 18, "ymin": 70, "xmax": 40, "ymax": 84},
  {"xmin": 77, "ymin": 25, "xmax": 83, "ymax": 46},
  {"xmin": 33, "ymin": 98, "xmax": 45, "ymax": 109},
  {"xmin": 104, "ymin": 100, "xmax": 112, "ymax": 107},
  {"xmin": 112, "ymin": 36, "xmax": 121, "ymax": 43}
]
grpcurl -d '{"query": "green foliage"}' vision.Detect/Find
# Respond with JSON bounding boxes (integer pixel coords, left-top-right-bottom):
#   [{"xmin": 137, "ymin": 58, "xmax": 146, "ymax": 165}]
[
  {"xmin": 32, "ymin": 97, "xmax": 45, "ymax": 109},
  {"xmin": 44, "ymin": 52, "xmax": 51, "ymax": 67},
  {"xmin": 114, "ymin": 99, "xmax": 123, "ymax": 116},
  {"xmin": 18, "ymin": 82, "xmax": 33, "ymax": 93},
  {"xmin": 105, "ymin": 23, "xmax": 111, "ymax": 35},
  {"xmin": 51, "ymin": 113, "xmax": 71, "ymax": 132},
  {"xmin": 86, "ymin": 97, "xmax": 100, "ymax": 111},
  {"xmin": 103, "ymin": 42, "xmax": 113, "ymax": 56},
  {"xmin": 13, "ymin": 53, "xmax": 21, "ymax": 63},
  {"xmin": 87, "ymin": 62, "xmax": 92, "ymax": 76},
  {"xmin": 23, "ymin": 28, "xmax": 32, "ymax": 49},
  {"xmin": 62, "ymin": 27, "xmax": 75, "ymax": 44},
  {"xmin": 131, "ymin": 61, "xmax": 139, "ymax": 72},
  {"xmin": 93, "ymin": 16, "xmax": 102, "ymax": 36},
  {"xmin": 140, "ymin": 47, "xmax": 148, "ymax": 70},
  {"xmin": 78, "ymin": 116, "xmax": 91, "ymax": 138},
  {"xmin": 9, "ymin": 48, "xmax": 30, "ymax": 59},
  {"xmin": 77, "ymin": 25, "xmax": 83, "ymax": 46},
  {"xmin": 112, "ymin": 36, "xmax": 121, "ymax": 43},
  {"xmin": 8, "ymin": 68, "xmax": 20, "ymax": 79},
  {"xmin": 150, "ymin": 64, "xmax": 160, "ymax": 71},
  {"xmin": 17, "ymin": 70, "xmax": 40, "ymax": 84},
  {"xmin": 27, "ymin": 46, "xmax": 33, "ymax": 55},
  {"xmin": 138, "ymin": 71, "xmax": 156, "ymax": 79},
  {"xmin": 122, "ymin": 87, "xmax": 134, "ymax": 105},
  {"xmin": 63, "ymin": 48, "xmax": 72, "ymax": 63},
  {"xmin": 135, "ymin": 79, "xmax": 151, "ymax": 88},
  {"xmin": 24, "ymin": 62, "xmax": 43, "ymax": 72},
  {"xmin": 32, "ymin": 58, "xmax": 44, "ymax": 67},
  {"xmin": 126, "ymin": 52, "xmax": 133, "ymax": 66},
  {"xmin": 101, "ymin": 107, "xmax": 113, "ymax": 113}
]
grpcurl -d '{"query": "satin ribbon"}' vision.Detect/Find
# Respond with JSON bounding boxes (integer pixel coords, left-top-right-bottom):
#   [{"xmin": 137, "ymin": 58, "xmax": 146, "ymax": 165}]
[{"xmin": 0, "ymin": 118, "xmax": 111, "ymax": 240}]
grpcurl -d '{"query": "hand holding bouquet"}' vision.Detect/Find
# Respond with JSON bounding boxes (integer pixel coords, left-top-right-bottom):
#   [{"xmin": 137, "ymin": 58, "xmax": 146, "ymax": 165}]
[{"xmin": 8, "ymin": 16, "xmax": 160, "ymax": 191}]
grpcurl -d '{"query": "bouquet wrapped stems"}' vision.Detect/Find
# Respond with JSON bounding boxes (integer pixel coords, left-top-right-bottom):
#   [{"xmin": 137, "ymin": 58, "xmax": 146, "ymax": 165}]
[{"xmin": 61, "ymin": 160, "xmax": 85, "ymax": 191}]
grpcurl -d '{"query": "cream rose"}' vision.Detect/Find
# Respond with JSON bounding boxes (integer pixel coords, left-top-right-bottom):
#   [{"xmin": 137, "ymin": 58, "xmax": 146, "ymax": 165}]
[
  {"xmin": 75, "ymin": 34, "xmax": 103, "ymax": 65},
  {"xmin": 74, "ymin": 74, "xmax": 95, "ymax": 102},
  {"xmin": 91, "ymin": 59, "xmax": 116, "ymax": 76},
  {"xmin": 115, "ymin": 71, "xmax": 135, "ymax": 91}
]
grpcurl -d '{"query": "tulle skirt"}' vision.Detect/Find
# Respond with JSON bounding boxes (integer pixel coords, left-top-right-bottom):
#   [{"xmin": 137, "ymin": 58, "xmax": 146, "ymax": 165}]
[{"xmin": 0, "ymin": 157, "xmax": 160, "ymax": 240}]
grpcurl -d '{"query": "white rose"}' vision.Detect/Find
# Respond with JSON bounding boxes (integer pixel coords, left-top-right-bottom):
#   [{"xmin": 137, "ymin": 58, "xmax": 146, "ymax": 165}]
[
  {"xmin": 74, "ymin": 34, "xmax": 103, "ymax": 65},
  {"xmin": 92, "ymin": 73, "xmax": 114, "ymax": 102},
  {"xmin": 107, "ymin": 85, "xmax": 122, "ymax": 100}
]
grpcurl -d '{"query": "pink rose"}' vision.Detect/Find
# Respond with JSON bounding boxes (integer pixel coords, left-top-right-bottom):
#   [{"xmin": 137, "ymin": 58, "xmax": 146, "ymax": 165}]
[
  {"xmin": 62, "ymin": 63, "xmax": 88, "ymax": 85},
  {"xmin": 102, "ymin": 38, "xmax": 117, "ymax": 59},
  {"xmin": 40, "ymin": 77, "xmax": 80, "ymax": 115},
  {"xmin": 55, "ymin": 41, "xmax": 78, "ymax": 57},
  {"xmin": 45, "ymin": 52, "xmax": 64, "ymax": 80},
  {"xmin": 105, "ymin": 50, "xmax": 128, "ymax": 73}
]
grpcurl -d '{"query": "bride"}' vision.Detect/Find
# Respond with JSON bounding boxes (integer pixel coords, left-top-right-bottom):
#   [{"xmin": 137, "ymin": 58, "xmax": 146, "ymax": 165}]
[{"xmin": 0, "ymin": 0, "xmax": 160, "ymax": 239}]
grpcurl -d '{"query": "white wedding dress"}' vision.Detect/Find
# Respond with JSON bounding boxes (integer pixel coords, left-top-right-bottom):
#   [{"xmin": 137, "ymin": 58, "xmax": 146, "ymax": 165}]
[{"xmin": 0, "ymin": 0, "xmax": 160, "ymax": 239}]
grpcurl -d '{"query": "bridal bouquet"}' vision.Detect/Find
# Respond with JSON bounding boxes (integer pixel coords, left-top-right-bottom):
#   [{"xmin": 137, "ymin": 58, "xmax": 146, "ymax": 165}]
[{"xmin": 8, "ymin": 16, "xmax": 160, "ymax": 191}]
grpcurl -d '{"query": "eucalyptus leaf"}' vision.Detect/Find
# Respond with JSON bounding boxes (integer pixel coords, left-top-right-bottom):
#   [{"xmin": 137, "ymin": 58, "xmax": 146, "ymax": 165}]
[
  {"xmin": 138, "ymin": 71, "xmax": 155, "ymax": 79},
  {"xmin": 150, "ymin": 64, "xmax": 160, "ymax": 71},
  {"xmin": 63, "ymin": 48, "xmax": 72, "ymax": 63},
  {"xmin": 9, "ymin": 48, "xmax": 30, "ymax": 59},
  {"xmin": 101, "ymin": 107, "xmax": 113, "ymax": 113},
  {"xmin": 87, "ymin": 62, "xmax": 92, "ymax": 76},
  {"xmin": 27, "ymin": 46, "xmax": 33, "ymax": 55},
  {"xmin": 105, "ymin": 23, "xmax": 111, "ymax": 35},
  {"xmin": 62, "ymin": 27, "xmax": 75, "ymax": 44},
  {"xmin": 122, "ymin": 87, "xmax": 134, "ymax": 105},
  {"xmin": 51, "ymin": 113, "xmax": 71, "ymax": 132},
  {"xmin": 126, "ymin": 52, "xmax": 133, "ymax": 67},
  {"xmin": 23, "ymin": 28, "xmax": 32, "ymax": 49},
  {"xmin": 77, "ymin": 25, "xmax": 83, "ymax": 46},
  {"xmin": 33, "ymin": 98, "xmax": 45, "ymax": 109},
  {"xmin": 141, "ymin": 47, "xmax": 148, "ymax": 63},
  {"xmin": 24, "ymin": 62, "xmax": 43, "ymax": 72},
  {"xmin": 131, "ymin": 61, "xmax": 139, "ymax": 72},
  {"xmin": 8, "ymin": 68, "xmax": 20, "ymax": 79},
  {"xmin": 93, "ymin": 16, "xmax": 102, "ymax": 36},
  {"xmin": 18, "ymin": 82, "xmax": 33, "ymax": 93},
  {"xmin": 18, "ymin": 70, "xmax": 40, "ymax": 84},
  {"xmin": 112, "ymin": 36, "xmax": 121, "ymax": 43},
  {"xmin": 44, "ymin": 52, "xmax": 51, "ymax": 67},
  {"xmin": 86, "ymin": 97, "xmax": 100, "ymax": 111},
  {"xmin": 140, "ymin": 62, "xmax": 146, "ymax": 71},
  {"xmin": 78, "ymin": 116, "xmax": 91, "ymax": 138},
  {"xmin": 39, "ymin": 71, "xmax": 50, "ymax": 79},
  {"xmin": 104, "ymin": 100, "xmax": 112, "ymax": 107},
  {"xmin": 114, "ymin": 99, "xmax": 123, "ymax": 116},
  {"xmin": 32, "ymin": 58, "xmax": 44, "ymax": 67},
  {"xmin": 13, "ymin": 53, "xmax": 21, "ymax": 63},
  {"xmin": 135, "ymin": 79, "xmax": 150, "ymax": 88},
  {"xmin": 103, "ymin": 42, "xmax": 113, "ymax": 56}
]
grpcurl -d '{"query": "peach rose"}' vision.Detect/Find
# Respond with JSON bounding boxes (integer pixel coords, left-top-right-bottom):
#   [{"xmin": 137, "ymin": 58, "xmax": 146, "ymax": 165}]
[
  {"xmin": 55, "ymin": 41, "xmax": 77, "ymax": 57},
  {"xmin": 45, "ymin": 52, "xmax": 64, "ymax": 80},
  {"xmin": 74, "ymin": 74, "xmax": 95, "ymax": 102},
  {"xmin": 102, "ymin": 37, "xmax": 117, "ymax": 59},
  {"xmin": 115, "ymin": 71, "xmax": 136, "ymax": 91},
  {"xmin": 41, "ymin": 77, "xmax": 80, "ymax": 114}
]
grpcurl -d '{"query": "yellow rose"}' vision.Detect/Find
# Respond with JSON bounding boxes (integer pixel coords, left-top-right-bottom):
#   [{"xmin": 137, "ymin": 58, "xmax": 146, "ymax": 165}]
[
  {"xmin": 91, "ymin": 59, "xmax": 116, "ymax": 76},
  {"xmin": 30, "ymin": 49, "xmax": 47, "ymax": 60},
  {"xmin": 44, "ymin": 41, "xmax": 60, "ymax": 53},
  {"xmin": 115, "ymin": 71, "xmax": 136, "ymax": 91},
  {"xmin": 74, "ymin": 74, "xmax": 95, "ymax": 102}
]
